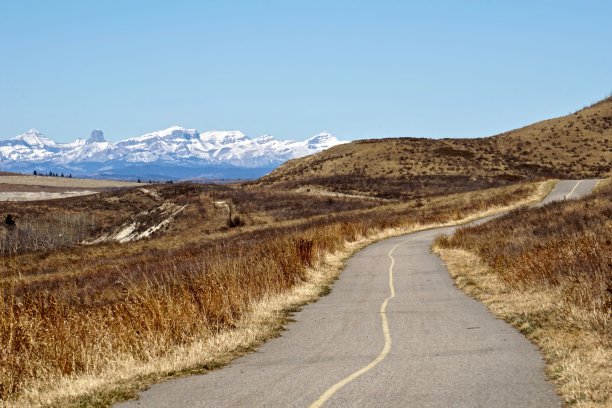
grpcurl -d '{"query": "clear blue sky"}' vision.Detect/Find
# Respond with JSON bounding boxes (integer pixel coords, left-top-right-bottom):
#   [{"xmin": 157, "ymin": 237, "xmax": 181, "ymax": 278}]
[{"xmin": 1, "ymin": 0, "xmax": 610, "ymax": 142}]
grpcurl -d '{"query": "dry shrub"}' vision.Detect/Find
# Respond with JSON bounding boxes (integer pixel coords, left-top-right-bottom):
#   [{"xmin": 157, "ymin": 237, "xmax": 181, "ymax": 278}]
[{"xmin": 0, "ymin": 214, "xmax": 94, "ymax": 256}]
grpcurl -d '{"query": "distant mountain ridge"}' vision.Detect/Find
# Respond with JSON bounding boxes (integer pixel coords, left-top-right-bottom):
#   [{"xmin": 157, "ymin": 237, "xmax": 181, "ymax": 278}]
[{"xmin": 0, "ymin": 127, "xmax": 346, "ymax": 180}]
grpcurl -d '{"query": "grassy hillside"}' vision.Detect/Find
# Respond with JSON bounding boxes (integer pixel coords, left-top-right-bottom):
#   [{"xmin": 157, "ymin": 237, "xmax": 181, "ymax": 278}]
[{"xmin": 261, "ymin": 97, "xmax": 612, "ymax": 198}]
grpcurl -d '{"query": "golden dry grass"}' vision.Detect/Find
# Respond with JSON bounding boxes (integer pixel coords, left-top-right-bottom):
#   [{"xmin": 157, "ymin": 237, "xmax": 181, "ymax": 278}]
[
  {"xmin": 0, "ymin": 174, "xmax": 137, "ymax": 189},
  {"xmin": 0, "ymin": 180, "xmax": 549, "ymax": 407},
  {"xmin": 434, "ymin": 180, "xmax": 611, "ymax": 407},
  {"xmin": 260, "ymin": 97, "xmax": 611, "ymax": 198}
]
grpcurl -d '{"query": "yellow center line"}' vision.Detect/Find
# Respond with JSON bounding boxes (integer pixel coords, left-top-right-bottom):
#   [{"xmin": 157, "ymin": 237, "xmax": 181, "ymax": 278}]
[
  {"xmin": 309, "ymin": 240, "xmax": 405, "ymax": 408},
  {"xmin": 565, "ymin": 180, "xmax": 582, "ymax": 199}
]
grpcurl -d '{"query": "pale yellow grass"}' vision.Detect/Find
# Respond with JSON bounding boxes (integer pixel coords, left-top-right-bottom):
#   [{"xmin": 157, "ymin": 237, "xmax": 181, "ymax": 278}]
[
  {"xmin": 0, "ymin": 175, "xmax": 137, "ymax": 189},
  {"xmin": 0, "ymin": 190, "xmax": 98, "ymax": 201},
  {"xmin": 434, "ymin": 248, "xmax": 612, "ymax": 407},
  {"xmin": 9, "ymin": 181, "xmax": 553, "ymax": 407},
  {"xmin": 293, "ymin": 185, "xmax": 391, "ymax": 201}
]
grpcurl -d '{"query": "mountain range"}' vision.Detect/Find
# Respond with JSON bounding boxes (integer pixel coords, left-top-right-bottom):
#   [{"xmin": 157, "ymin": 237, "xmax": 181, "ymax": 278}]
[{"xmin": 0, "ymin": 127, "xmax": 345, "ymax": 180}]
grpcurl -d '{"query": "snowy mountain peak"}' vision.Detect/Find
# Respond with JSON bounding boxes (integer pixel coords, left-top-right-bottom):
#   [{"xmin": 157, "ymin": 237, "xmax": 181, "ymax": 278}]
[
  {"xmin": 255, "ymin": 135, "xmax": 275, "ymax": 144},
  {"xmin": 306, "ymin": 131, "xmax": 343, "ymax": 149},
  {"xmin": 123, "ymin": 126, "xmax": 200, "ymax": 143},
  {"xmin": 87, "ymin": 130, "xmax": 106, "ymax": 144},
  {"xmin": 200, "ymin": 130, "xmax": 248, "ymax": 145},
  {"xmin": 13, "ymin": 129, "xmax": 56, "ymax": 147},
  {"xmin": 63, "ymin": 139, "xmax": 86, "ymax": 148},
  {"xmin": 166, "ymin": 126, "xmax": 199, "ymax": 140}
]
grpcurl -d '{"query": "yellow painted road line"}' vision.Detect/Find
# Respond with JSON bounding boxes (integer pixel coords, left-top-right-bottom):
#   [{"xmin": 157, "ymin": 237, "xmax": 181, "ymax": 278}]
[
  {"xmin": 309, "ymin": 240, "xmax": 405, "ymax": 408},
  {"xmin": 565, "ymin": 180, "xmax": 582, "ymax": 199}
]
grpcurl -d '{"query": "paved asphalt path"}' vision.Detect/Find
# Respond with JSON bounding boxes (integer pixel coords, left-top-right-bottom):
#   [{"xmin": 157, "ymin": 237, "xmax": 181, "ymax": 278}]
[{"xmin": 118, "ymin": 180, "xmax": 598, "ymax": 408}]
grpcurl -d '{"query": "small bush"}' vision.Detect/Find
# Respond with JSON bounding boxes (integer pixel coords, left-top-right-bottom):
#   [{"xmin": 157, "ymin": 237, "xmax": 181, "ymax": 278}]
[
  {"xmin": 227, "ymin": 215, "xmax": 245, "ymax": 228},
  {"xmin": 3, "ymin": 214, "xmax": 15, "ymax": 227}
]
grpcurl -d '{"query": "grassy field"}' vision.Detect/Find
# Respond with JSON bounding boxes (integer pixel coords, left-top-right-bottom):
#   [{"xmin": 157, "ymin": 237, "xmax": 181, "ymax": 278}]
[
  {"xmin": 0, "ymin": 174, "xmax": 137, "ymax": 189},
  {"xmin": 0, "ymin": 179, "xmax": 548, "ymax": 407},
  {"xmin": 0, "ymin": 174, "xmax": 138, "ymax": 201},
  {"xmin": 434, "ymin": 180, "xmax": 611, "ymax": 407},
  {"xmin": 260, "ymin": 97, "xmax": 611, "ymax": 198}
]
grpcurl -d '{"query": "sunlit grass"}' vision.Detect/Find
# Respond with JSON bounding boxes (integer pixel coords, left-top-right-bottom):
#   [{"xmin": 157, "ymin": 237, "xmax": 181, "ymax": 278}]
[
  {"xmin": 435, "ymin": 180, "xmax": 611, "ymax": 406},
  {"xmin": 0, "ymin": 181, "xmax": 542, "ymax": 405}
]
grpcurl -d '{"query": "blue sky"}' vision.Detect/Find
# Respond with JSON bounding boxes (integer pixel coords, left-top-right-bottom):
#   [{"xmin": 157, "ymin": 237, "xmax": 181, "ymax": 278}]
[{"xmin": 1, "ymin": 0, "xmax": 610, "ymax": 142}]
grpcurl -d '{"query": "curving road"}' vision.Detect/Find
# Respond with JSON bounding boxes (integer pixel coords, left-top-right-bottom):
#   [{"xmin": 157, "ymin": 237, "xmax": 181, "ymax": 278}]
[{"xmin": 118, "ymin": 180, "xmax": 598, "ymax": 408}]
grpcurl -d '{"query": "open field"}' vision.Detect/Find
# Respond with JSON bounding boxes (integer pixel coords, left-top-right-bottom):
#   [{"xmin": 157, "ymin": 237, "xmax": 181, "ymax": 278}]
[
  {"xmin": 0, "ymin": 190, "xmax": 98, "ymax": 201},
  {"xmin": 434, "ymin": 180, "xmax": 611, "ymax": 407},
  {"xmin": 0, "ymin": 174, "xmax": 138, "ymax": 201},
  {"xmin": 261, "ymin": 97, "xmax": 611, "ymax": 198},
  {"xmin": 0, "ymin": 179, "xmax": 548, "ymax": 406},
  {"xmin": 0, "ymin": 174, "xmax": 138, "ymax": 189}
]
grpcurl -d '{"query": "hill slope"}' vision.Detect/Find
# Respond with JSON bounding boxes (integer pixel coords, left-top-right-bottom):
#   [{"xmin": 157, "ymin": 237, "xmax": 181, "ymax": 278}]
[{"xmin": 261, "ymin": 97, "xmax": 611, "ymax": 198}]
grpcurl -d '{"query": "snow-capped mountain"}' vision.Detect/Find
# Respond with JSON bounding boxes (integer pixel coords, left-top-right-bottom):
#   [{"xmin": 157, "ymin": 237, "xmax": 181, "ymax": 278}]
[
  {"xmin": 0, "ymin": 127, "xmax": 346, "ymax": 179},
  {"xmin": 13, "ymin": 129, "xmax": 57, "ymax": 147}
]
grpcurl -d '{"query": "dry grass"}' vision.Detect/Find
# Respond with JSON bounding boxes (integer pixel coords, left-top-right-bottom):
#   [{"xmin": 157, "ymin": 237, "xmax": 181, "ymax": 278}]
[
  {"xmin": 0, "ymin": 180, "xmax": 549, "ymax": 407},
  {"xmin": 0, "ymin": 213, "xmax": 94, "ymax": 256},
  {"xmin": 434, "ymin": 180, "xmax": 611, "ymax": 407},
  {"xmin": 0, "ymin": 174, "xmax": 137, "ymax": 189},
  {"xmin": 0, "ymin": 190, "xmax": 98, "ymax": 202},
  {"xmin": 260, "ymin": 97, "xmax": 612, "ymax": 197},
  {"xmin": 0, "ymin": 172, "xmax": 134, "ymax": 202}
]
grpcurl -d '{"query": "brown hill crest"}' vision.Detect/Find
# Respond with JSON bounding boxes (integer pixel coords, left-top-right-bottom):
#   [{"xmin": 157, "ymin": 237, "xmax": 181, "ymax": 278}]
[{"xmin": 260, "ymin": 97, "xmax": 611, "ymax": 199}]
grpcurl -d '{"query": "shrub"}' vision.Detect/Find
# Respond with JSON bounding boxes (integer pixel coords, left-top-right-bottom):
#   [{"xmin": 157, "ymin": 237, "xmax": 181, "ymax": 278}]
[
  {"xmin": 3, "ymin": 214, "xmax": 15, "ymax": 227},
  {"xmin": 227, "ymin": 215, "xmax": 245, "ymax": 228}
]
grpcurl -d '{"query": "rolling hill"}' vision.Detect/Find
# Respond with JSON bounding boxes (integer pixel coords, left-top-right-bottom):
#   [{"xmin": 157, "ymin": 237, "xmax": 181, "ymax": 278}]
[{"xmin": 260, "ymin": 97, "xmax": 612, "ymax": 198}]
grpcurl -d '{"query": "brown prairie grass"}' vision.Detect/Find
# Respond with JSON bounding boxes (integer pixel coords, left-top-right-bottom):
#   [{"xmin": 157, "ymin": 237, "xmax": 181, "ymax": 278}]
[
  {"xmin": 261, "ymin": 96, "xmax": 612, "ymax": 197},
  {"xmin": 434, "ymin": 180, "xmax": 611, "ymax": 407},
  {"xmin": 0, "ymin": 174, "xmax": 137, "ymax": 189},
  {"xmin": 0, "ymin": 180, "xmax": 548, "ymax": 407}
]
